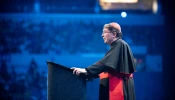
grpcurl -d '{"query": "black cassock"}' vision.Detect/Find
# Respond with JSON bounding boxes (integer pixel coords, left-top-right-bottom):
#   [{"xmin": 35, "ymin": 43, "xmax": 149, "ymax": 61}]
[{"xmin": 85, "ymin": 38, "xmax": 136, "ymax": 100}]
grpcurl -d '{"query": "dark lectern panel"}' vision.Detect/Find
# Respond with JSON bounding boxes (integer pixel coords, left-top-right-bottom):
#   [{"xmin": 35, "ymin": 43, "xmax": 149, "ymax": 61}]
[{"xmin": 47, "ymin": 61, "xmax": 86, "ymax": 100}]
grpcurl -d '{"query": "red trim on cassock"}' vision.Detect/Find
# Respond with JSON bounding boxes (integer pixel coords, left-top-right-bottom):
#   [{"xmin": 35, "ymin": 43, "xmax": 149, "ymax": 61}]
[
  {"xmin": 99, "ymin": 72, "xmax": 109, "ymax": 79},
  {"xmin": 99, "ymin": 72, "xmax": 133, "ymax": 100}
]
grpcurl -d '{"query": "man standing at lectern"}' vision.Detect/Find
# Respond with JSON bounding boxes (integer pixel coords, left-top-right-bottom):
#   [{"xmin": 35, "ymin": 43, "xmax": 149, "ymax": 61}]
[{"xmin": 72, "ymin": 22, "xmax": 136, "ymax": 100}]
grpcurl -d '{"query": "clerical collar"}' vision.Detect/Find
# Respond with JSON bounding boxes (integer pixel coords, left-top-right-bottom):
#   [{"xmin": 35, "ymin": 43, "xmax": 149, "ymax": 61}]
[{"xmin": 110, "ymin": 38, "xmax": 121, "ymax": 47}]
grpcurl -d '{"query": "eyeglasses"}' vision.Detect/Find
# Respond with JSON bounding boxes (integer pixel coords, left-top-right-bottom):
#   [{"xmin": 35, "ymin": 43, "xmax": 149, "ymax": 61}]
[{"xmin": 102, "ymin": 31, "xmax": 111, "ymax": 34}]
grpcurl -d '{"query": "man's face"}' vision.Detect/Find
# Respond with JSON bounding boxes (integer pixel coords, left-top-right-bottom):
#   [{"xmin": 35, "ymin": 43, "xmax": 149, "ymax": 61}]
[{"xmin": 102, "ymin": 28, "xmax": 115, "ymax": 44}]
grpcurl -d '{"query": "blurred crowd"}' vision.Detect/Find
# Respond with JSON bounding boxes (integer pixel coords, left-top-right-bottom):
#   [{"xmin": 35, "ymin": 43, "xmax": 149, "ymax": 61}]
[
  {"xmin": 0, "ymin": 19, "xmax": 106, "ymax": 55},
  {"xmin": 0, "ymin": 59, "xmax": 47, "ymax": 100}
]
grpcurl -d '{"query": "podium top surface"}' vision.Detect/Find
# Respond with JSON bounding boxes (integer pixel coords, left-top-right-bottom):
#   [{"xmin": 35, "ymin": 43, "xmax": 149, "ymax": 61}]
[{"xmin": 46, "ymin": 61, "xmax": 73, "ymax": 72}]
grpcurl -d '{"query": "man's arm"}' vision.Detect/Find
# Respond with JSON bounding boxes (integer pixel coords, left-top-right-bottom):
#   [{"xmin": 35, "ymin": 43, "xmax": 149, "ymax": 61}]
[
  {"xmin": 71, "ymin": 62, "xmax": 108, "ymax": 79},
  {"xmin": 85, "ymin": 64, "xmax": 108, "ymax": 78}
]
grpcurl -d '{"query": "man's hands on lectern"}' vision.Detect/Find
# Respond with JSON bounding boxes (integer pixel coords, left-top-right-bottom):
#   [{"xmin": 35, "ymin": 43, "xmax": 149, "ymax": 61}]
[{"xmin": 71, "ymin": 67, "xmax": 87, "ymax": 76}]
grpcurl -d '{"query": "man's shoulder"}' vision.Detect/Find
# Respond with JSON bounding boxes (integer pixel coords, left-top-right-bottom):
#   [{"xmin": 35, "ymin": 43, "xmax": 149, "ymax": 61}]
[{"xmin": 117, "ymin": 39, "xmax": 129, "ymax": 46}]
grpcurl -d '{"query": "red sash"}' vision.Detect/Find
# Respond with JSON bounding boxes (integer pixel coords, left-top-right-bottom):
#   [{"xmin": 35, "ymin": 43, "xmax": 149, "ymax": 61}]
[{"xmin": 99, "ymin": 72, "xmax": 133, "ymax": 100}]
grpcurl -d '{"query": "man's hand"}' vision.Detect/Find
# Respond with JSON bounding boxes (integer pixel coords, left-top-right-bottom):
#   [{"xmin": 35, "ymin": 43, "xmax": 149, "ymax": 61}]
[{"xmin": 71, "ymin": 67, "xmax": 87, "ymax": 76}]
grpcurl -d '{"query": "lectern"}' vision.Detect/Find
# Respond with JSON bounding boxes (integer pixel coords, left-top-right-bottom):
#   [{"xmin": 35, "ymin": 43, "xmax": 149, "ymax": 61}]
[{"xmin": 46, "ymin": 61, "xmax": 86, "ymax": 100}]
